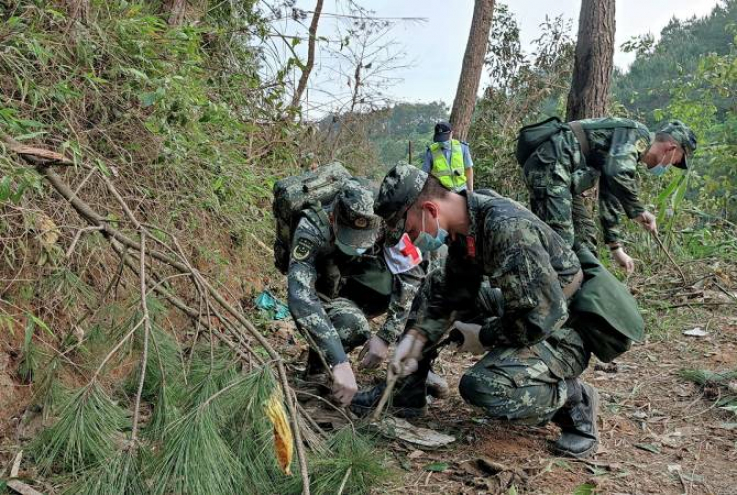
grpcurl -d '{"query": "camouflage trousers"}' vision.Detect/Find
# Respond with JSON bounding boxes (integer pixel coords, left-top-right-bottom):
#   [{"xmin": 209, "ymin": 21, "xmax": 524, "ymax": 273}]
[
  {"xmin": 405, "ymin": 267, "xmax": 589, "ymax": 424},
  {"xmin": 458, "ymin": 326, "xmax": 590, "ymax": 424},
  {"xmin": 306, "ymin": 297, "xmax": 372, "ymax": 373},
  {"xmin": 522, "ymin": 131, "xmax": 598, "ymax": 252},
  {"xmin": 324, "ymin": 297, "xmax": 372, "ymax": 351}
]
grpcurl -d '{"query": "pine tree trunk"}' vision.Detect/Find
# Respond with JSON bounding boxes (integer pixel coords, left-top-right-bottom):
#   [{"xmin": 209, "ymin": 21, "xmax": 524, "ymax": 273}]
[
  {"xmin": 566, "ymin": 0, "xmax": 615, "ymax": 121},
  {"xmin": 67, "ymin": 0, "xmax": 89, "ymax": 22},
  {"xmin": 167, "ymin": 0, "xmax": 187, "ymax": 26},
  {"xmin": 449, "ymin": 0, "xmax": 495, "ymax": 141}
]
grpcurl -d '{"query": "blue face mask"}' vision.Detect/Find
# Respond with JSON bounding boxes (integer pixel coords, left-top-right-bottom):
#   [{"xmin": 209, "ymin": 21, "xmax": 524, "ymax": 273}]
[
  {"xmin": 414, "ymin": 209, "xmax": 448, "ymax": 253},
  {"xmin": 649, "ymin": 149, "xmax": 674, "ymax": 177},
  {"xmin": 649, "ymin": 164, "xmax": 667, "ymax": 177}
]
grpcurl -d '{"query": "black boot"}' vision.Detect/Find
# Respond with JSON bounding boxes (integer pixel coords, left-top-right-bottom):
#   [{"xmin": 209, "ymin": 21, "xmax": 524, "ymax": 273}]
[
  {"xmin": 551, "ymin": 379, "xmax": 599, "ymax": 458},
  {"xmin": 350, "ymin": 374, "xmax": 428, "ymax": 418}
]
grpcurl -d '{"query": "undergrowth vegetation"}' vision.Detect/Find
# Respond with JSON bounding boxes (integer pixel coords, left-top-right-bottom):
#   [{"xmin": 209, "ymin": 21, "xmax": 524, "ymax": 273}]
[{"xmin": 0, "ymin": 1, "xmax": 389, "ymax": 493}]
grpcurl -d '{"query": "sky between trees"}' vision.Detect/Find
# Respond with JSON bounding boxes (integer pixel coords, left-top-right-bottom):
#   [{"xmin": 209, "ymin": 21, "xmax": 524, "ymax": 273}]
[{"xmin": 281, "ymin": 0, "xmax": 721, "ymax": 119}]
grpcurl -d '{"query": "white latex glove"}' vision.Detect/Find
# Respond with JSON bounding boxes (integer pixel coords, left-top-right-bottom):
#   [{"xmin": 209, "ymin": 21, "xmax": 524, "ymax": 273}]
[
  {"xmin": 450, "ymin": 322, "xmax": 485, "ymax": 355},
  {"xmin": 634, "ymin": 211, "xmax": 657, "ymax": 234},
  {"xmin": 611, "ymin": 247, "xmax": 635, "ymax": 274},
  {"xmin": 359, "ymin": 335, "xmax": 390, "ymax": 369},
  {"xmin": 331, "ymin": 362, "xmax": 357, "ymax": 407},
  {"xmin": 391, "ymin": 329, "xmax": 426, "ymax": 377}
]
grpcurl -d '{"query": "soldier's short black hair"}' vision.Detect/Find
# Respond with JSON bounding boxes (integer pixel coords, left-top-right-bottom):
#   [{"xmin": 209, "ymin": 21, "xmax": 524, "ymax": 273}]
[{"xmin": 413, "ymin": 175, "xmax": 451, "ymax": 208}]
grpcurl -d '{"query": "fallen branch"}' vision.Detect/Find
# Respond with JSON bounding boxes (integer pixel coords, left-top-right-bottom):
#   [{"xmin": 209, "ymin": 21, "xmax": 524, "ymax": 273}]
[
  {"xmin": 6, "ymin": 480, "xmax": 43, "ymax": 495},
  {"xmin": 9, "ymin": 143, "xmax": 312, "ymax": 494}
]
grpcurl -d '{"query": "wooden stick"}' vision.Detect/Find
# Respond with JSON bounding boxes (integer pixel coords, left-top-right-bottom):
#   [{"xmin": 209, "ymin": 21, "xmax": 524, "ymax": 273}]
[
  {"xmin": 13, "ymin": 147, "xmax": 313, "ymax": 494},
  {"xmin": 653, "ymin": 231, "xmax": 687, "ymax": 285},
  {"xmin": 370, "ymin": 365, "xmax": 399, "ymax": 422}
]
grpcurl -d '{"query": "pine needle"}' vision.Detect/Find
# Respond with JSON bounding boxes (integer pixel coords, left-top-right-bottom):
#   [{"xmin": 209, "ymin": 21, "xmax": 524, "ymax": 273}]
[
  {"xmin": 151, "ymin": 405, "xmax": 245, "ymax": 495},
  {"xmin": 33, "ymin": 382, "xmax": 129, "ymax": 474},
  {"xmin": 220, "ymin": 366, "xmax": 287, "ymax": 489},
  {"xmin": 281, "ymin": 427, "xmax": 392, "ymax": 495},
  {"xmin": 144, "ymin": 379, "xmax": 181, "ymax": 441},
  {"xmin": 63, "ymin": 447, "xmax": 147, "ymax": 495},
  {"xmin": 680, "ymin": 368, "xmax": 737, "ymax": 415},
  {"xmin": 679, "ymin": 368, "xmax": 737, "ymax": 385}
]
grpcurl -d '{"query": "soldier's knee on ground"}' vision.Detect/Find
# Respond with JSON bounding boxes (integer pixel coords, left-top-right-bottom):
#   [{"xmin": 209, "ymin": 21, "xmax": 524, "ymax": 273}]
[
  {"xmin": 459, "ymin": 366, "xmax": 557, "ymax": 424},
  {"xmin": 459, "ymin": 367, "xmax": 516, "ymax": 419},
  {"xmin": 327, "ymin": 299, "xmax": 371, "ymax": 352}
]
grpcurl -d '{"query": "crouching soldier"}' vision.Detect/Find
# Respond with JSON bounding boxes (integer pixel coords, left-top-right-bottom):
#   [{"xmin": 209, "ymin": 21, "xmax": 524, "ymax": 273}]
[
  {"xmin": 516, "ymin": 117, "xmax": 697, "ymax": 272},
  {"xmin": 354, "ymin": 165, "xmax": 643, "ymax": 458},
  {"xmin": 286, "ymin": 178, "xmax": 447, "ymax": 406}
]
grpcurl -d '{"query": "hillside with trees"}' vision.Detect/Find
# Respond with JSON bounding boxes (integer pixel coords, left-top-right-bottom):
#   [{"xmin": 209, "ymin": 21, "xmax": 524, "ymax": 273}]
[{"xmin": 1, "ymin": 1, "xmax": 736, "ymax": 494}]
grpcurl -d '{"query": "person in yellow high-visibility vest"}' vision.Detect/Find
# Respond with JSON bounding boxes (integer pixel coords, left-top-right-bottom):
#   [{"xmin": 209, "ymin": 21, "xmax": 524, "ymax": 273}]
[{"xmin": 422, "ymin": 121, "xmax": 474, "ymax": 192}]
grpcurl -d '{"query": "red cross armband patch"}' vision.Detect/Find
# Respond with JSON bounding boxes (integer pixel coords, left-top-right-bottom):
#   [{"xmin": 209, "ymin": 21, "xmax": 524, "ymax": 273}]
[{"xmin": 384, "ymin": 233, "xmax": 423, "ymax": 274}]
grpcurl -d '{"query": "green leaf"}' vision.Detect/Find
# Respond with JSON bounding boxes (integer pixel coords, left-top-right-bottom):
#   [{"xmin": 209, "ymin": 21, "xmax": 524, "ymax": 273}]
[
  {"xmin": 141, "ymin": 92, "xmax": 158, "ymax": 107},
  {"xmin": 573, "ymin": 483, "xmax": 596, "ymax": 495},
  {"xmin": 95, "ymin": 158, "xmax": 110, "ymax": 177},
  {"xmin": 423, "ymin": 462, "xmax": 449, "ymax": 472},
  {"xmin": 634, "ymin": 443, "xmax": 661, "ymax": 454},
  {"xmin": 0, "ymin": 176, "xmax": 11, "ymax": 201},
  {"xmin": 28, "ymin": 314, "xmax": 53, "ymax": 338},
  {"xmin": 15, "ymin": 130, "xmax": 48, "ymax": 141}
]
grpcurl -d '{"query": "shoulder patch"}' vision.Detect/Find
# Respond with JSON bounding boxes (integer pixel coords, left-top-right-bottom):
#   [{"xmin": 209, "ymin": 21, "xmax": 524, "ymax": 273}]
[
  {"xmin": 292, "ymin": 237, "xmax": 315, "ymax": 261},
  {"xmin": 635, "ymin": 138, "xmax": 648, "ymax": 154}
]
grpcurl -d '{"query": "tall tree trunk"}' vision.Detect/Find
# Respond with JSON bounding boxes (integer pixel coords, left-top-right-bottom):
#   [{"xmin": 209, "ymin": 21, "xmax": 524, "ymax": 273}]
[
  {"xmin": 67, "ymin": 0, "xmax": 89, "ymax": 23},
  {"xmin": 565, "ymin": 0, "xmax": 615, "ymax": 121},
  {"xmin": 290, "ymin": 0, "xmax": 325, "ymax": 110},
  {"xmin": 167, "ymin": 0, "xmax": 187, "ymax": 26},
  {"xmin": 449, "ymin": 0, "xmax": 495, "ymax": 141}
]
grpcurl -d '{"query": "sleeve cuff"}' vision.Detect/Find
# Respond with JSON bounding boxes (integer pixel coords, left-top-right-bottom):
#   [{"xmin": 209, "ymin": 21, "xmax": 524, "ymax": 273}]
[
  {"xmin": 324, "ymin": 344, "xmax": 348, "ymax": 367},
  {"xmin": 376, "ymin": 327, "xmax": 399, "ymax": 344}
]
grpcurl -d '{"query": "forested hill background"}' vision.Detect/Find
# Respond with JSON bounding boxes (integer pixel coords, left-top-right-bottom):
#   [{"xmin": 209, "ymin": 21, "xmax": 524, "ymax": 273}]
[{"xmin": 350, "ymin": 0, "xmax": 736, "ymax": 216}]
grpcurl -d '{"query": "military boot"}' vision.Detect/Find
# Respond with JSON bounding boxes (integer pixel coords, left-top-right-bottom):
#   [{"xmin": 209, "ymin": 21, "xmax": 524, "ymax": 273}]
[
  {"xmin": 551, "ymin": 379, "xmax": 599, "ymax": 458},
  {"xmin": 426, "ymin": 370, "xmax": 450, "ymax": 399},
  {"xmin": 350, "ymin": 374, "xmax": 428, "ymax": 418}
]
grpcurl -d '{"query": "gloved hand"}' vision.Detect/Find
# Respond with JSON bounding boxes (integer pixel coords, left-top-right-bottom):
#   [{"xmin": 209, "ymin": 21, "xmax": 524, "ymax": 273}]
[
  {"xmin": 634, "ymin": 211, "xmax": 657, "ymax": 234},
  {"xmin": 449, "ymin": 321, "xmax": 486, "ymax": 355},
  {"xmin": 359, "ymin": 335, "xmax": 390, "ymax": 369},
  {"xmin": 611, "ymin": 247, "xmax": 635, "ymax": 274},
  {"xmin": 391, "ymin": 329, "xmax": 426, "ymax": 377},
  {"xmin": 331, "ymin": 362, "xmax": 357, "ymax": 407}
]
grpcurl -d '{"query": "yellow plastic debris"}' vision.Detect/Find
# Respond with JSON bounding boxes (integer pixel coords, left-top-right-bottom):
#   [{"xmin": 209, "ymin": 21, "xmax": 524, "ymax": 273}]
[{"xmin": 264, "ymin": 389, "xmax": 294, "ymax": 475}]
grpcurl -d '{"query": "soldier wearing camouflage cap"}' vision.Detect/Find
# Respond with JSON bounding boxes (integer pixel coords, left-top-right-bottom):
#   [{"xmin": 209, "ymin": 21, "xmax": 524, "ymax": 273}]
[
  {"xmin": 287, "ymin": 178, "xmax": 432, "ymax": 407},
  {"xmin": 356, "ymin": 164, "xmax": 643, "ymax": 458},
  {"xmin": 517, "ymin": 117, "xmax": 697, "ymax": 274}
]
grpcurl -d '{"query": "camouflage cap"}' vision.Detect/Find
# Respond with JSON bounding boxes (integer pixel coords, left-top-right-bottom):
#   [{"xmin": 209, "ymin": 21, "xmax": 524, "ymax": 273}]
[
  {"xmin": 333, "ymin": 179, "xmax": 382, "ymax": 251},
  {"xmin": 374, "ymin": 164, "xmax": 429, "ymax": 244},
  {"xmin": 657, "ymin": 120, "xmax": 697, "ymax": 169}
]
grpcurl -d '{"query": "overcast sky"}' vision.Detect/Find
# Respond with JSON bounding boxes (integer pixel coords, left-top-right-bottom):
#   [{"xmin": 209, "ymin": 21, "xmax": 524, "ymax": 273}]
[{"xmin": 285, "ymin": 0, "xmax": 722, "ymax": 117}]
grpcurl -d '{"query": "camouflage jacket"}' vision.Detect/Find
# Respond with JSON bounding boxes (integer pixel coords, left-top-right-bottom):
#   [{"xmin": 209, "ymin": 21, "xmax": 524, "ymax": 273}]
[
  {"xmin": 415, "ymin": 191, "xmax": 581, "ymax": 348},
  {"xmin": 287, "ymin": 208, "xmax": 424, "ymax": 366},
  {"xmin": 573, "ymin": 118, "xmax": 652, "ymax": 244}
]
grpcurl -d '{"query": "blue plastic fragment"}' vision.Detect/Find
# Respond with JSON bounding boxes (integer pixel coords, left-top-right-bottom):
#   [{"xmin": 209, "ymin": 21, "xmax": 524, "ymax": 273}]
[{"xmin": 254, "ymin": 290, "xmax": 290, "ymax": 320}]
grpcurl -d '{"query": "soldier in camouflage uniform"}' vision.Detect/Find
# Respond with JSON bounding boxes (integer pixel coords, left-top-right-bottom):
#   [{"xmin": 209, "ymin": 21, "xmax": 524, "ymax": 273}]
[
  {"xmin": 519, "ymin": 119, "xmax": 697, "ymax": 273},
  {"xmin": 354, "ymin": 164, "xmax": 603, "ymax": 458},
  {"xmin": 287, "ymin": 179, "xmax": 426, "ymax": 407}
]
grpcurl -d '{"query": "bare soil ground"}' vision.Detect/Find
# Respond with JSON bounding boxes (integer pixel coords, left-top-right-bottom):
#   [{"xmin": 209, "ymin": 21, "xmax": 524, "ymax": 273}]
[
  {"xmin": 2, "ymin": 271, "xmax": 736, "ymax": 495},
  {"xmin": 377, "ymin": 306, "xmax": 737, "ymax": 495}
]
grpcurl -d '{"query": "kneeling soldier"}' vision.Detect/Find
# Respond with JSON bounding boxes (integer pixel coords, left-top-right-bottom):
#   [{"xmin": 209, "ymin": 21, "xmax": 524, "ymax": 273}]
[{"xmin": 354, "ymin": 165, "xmax": 643, "ymax": 458}]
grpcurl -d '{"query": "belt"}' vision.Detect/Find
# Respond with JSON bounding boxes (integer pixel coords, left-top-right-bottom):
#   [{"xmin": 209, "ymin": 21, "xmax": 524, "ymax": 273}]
[{"xmin": 562, "ymin": 269, "xmax": 584, "ymax": 300}]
